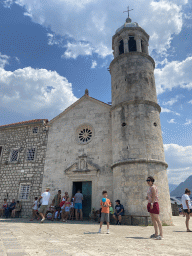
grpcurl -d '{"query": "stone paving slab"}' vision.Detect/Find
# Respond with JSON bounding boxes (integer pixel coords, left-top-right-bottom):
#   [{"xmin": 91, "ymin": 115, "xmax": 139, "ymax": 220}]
[{"xmin": 0, "ymin": 216, "xmax": 191, "ymax": 256}]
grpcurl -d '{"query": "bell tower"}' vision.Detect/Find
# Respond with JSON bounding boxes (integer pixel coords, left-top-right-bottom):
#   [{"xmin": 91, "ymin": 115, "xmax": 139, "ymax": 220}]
[{"xmin": 110, "ymin": 13, "xmax": 172, "ymax": 224}]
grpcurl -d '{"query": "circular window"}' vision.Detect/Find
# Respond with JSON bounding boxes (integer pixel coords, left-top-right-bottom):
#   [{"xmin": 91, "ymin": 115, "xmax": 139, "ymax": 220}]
[{"xmin": 76, "ymin": 124, "xmax": 94, "ymax": 145}]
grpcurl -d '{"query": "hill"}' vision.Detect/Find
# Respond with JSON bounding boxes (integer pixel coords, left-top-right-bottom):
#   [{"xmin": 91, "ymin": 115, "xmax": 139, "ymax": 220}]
[
  {"xmin": 169, "ymin": 184, "xmax": 178, "ymax": 193},
  {"xmin": 170, "ymin": 175, "xmax": 192, "ymax": 197}
]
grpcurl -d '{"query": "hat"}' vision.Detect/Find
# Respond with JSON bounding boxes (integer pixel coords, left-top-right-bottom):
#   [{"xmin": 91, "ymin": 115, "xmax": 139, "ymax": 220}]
[
  {"xmin": 46, "ymin": 187, "xmax": 50, "ymax": 191},
  {"xmin": 115, "ymin": 199, "xmax": 120, "ymax": 204}
]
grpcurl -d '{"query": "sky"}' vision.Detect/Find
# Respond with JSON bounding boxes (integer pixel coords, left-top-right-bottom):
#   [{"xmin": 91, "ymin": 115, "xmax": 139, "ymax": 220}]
[{"xmin": 0, "ymin": 0, "xmax": 192, "ymax": 186}]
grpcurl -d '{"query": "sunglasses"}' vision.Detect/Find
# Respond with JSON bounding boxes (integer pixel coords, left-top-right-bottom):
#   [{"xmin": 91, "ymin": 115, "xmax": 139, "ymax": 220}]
[{"xmin": 146, "ymin": 180, "xmax": 151, "ymax": 182}]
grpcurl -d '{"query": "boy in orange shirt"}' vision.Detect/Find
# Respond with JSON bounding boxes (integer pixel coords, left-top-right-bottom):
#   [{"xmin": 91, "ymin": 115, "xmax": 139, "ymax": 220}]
[{"xmin": 98, "ymin": 190, "xmax": 111, "ymax": 234}]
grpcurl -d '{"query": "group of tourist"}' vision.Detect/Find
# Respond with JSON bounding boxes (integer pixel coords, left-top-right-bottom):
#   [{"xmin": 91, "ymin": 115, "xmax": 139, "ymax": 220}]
[
  {"xmin": 0, "ymin": 199, "xmax": 22, "ymax": 218},
  {"xmin": 31, "ymin": 188, "xmax": 84, "ymax": 223},
  {"xmin": 1, "ymin": 175, "xmax": 191, "ymax": 241}
]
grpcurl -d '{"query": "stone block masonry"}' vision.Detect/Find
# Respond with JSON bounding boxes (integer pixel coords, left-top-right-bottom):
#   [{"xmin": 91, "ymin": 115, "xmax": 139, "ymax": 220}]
[{"xmin": 0, "ymin": 119, "xmax": 48, "ymax": 217}]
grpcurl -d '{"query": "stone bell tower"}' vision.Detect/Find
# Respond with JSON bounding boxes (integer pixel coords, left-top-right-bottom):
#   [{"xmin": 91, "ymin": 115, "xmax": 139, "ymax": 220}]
[{"xmin": 110, "ymin": 14, "xmax": 172, "ymax": 224}]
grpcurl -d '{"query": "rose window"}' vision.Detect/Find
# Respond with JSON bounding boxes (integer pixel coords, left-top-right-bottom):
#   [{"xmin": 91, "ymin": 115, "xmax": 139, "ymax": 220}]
[
  {"xmin": 79, "ymin": 128, "xmax": 92, "ymax": 143},
  {"xmin": 76, "ymin": 124, "xmax": 94, "ymax": 144}
]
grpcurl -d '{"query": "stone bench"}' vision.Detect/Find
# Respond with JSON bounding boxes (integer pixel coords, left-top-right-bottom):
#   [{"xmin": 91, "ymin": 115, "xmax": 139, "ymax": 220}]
[{"xmin": 110, "ymin": 214, "xmax": 150, "ymax": 226}]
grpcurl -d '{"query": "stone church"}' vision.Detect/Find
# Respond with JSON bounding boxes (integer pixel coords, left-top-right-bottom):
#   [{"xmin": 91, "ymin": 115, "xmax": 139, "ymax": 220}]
[{"xmin": 0, "ymin": 16, "xmax": 172, "ymax": 224}]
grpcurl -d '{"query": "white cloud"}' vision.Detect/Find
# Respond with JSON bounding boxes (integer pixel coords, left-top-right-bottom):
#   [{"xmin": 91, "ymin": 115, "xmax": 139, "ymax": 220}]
[
  {"xmin": 164, "ymin": 144, "xmax": 192, "ymax": 185},
  {"xmin": 184, "ymin": 119, "xmax": 192, "ymax": 125},
  {"xmin": 2, "ymin": 0, "xmax": 13, "ymax": 8},
  {"xmin": 188, "ymin": 100, "xmax": 192, "ymax": 104},
  {"xmin": 0, "ymin": 67, "xmax": 78, "ymax": 119},
  {"xmin": 5, "ymin": 0, "xmax": 188, "ymax": 58},
  {"xmin": 91, "ymin": 60, "xmax": 97, "ymax": 69},
  {"xmin": 163, "ymin": 95, "xmax": 184, "ymax": 106},
  {"xmin": 168, "ymin": 119, "xmax": 176, "ymax": 124},
  {"xmin": 161, "ymin": 107, "xmax": 180, "ymax": 116},
  {"xmin": 0, "ymin": 53, "xmax": 10, "ymax": 68},
  {"xmin": 161, "ymin": 107, "xmax": 172, "ymax": 113},
  {"xmin": 62, "ymin": 42, "xmax": 93, "ymax": 59},
  {"xmin": 155, "ymin": 56, "xmax": 192, "ymax": 94}
]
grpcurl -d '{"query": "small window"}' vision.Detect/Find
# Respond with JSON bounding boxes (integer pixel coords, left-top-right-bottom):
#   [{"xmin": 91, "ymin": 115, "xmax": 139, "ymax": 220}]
[
  {"xmin": 26, "ymin": 148, "xmax": 36, "ymax": 161},
  {"xmin": 0, "ymin": 146, "xmax": 2, "ymax": 157},
  {"xmin": 10, "ymin": 149, "xmax": 19, "ymax": 162},
  {"xmin": 33, "ymin": 127, "xmax": 38, "ymax": 133},
  {"xmin": 19, "ymin": 184, "xmax": 30, "ymax": 200}
]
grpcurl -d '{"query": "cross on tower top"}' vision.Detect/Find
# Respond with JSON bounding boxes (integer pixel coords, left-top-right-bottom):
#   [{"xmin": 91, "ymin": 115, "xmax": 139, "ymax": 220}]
[{"xmin": 123, "ymin": 6, "xmax": 133, "ymax": 19}]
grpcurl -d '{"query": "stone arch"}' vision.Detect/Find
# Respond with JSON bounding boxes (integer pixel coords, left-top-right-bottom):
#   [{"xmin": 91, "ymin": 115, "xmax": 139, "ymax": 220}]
[
  {"xmin": 119, "ymin": 39, "xmax": 124, "ymax": 55},
  {"xmin": 128, "ymin": 36, "xmax": 137, "ymax": 52}
]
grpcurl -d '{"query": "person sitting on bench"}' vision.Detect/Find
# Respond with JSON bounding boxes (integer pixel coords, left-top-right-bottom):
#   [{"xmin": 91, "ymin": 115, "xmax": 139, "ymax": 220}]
[{"xmin": 113, "ymin": 200, "xmax": 124, "ymax": 225}]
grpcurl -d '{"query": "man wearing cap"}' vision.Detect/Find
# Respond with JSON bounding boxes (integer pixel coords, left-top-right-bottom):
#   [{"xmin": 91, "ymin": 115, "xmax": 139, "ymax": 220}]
[
  {"xmin": 39, "ymin": 188, "xmax": 51, "ymax": 223},
  {"xmin": 113, "ymin": 200, "xmax": 124, "ymax": 225}
]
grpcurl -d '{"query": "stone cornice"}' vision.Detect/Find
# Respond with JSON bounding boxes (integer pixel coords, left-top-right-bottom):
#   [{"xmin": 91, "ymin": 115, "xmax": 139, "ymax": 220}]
[
  {"xmin": 109, "ymin": 52, "xmax": 155, "ymax": 70},
  {"xmin": 112, "ymin": 27, "xmax": 149, "ymax": 43},
  {"xmin": 111, "ymin": 100, "xmax": 161, "ymax": 113},
  {"xmin": 111, "ymin": 159, "xmax": 168, "ymax": 169}
]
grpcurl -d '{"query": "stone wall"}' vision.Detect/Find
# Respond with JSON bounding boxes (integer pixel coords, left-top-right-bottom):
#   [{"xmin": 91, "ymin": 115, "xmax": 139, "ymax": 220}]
[
  {"xmin": 0, "ymin": 120, "xmax": 48, "ymax": 217},
  {"xmin": 42, "ymin": 96, "xmax": 113, "ymax": 210}
]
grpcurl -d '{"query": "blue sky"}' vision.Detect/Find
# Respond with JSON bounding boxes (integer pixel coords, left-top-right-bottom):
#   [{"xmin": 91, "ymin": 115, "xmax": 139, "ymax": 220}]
[{"xmin": 0, "ymin": 0, "xmax": 192, "ymax": 185}]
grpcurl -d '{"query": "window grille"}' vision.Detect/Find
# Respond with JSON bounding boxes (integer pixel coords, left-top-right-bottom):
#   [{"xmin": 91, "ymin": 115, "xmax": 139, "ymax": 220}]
[
  {"xmin": 10, "ymin": 149, "xmax": 19, "ymax": 162},
  {"xmin": 19, "ymin": 184, "xmax": 30, "ymax": 200},
  {"xmin": 27, "ymin": 148, "xmax": 36, "ymax": 161},
  {"xmin": 33, "ymin": 127, "xmax": 38, "ymax": 133}
]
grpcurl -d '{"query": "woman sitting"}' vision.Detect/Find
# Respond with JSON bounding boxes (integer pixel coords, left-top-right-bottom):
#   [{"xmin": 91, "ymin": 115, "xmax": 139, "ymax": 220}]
[
  {"xmin": 0, "ymin": 199, "xmax": 8, "ymax": 217},
  {"xmin": 11, "ymin": 201, "xmax": 22, "ymax": 218}
]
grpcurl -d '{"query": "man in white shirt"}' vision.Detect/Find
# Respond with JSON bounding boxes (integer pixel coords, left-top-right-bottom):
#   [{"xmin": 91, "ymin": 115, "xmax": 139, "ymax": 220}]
[
  {"xmin": 181, "ymin": 188, "xmax": 192, "ymax": 232},
  {"xmin": 39, "ymin": 188, "xmax": 51, "ymax": 223}
]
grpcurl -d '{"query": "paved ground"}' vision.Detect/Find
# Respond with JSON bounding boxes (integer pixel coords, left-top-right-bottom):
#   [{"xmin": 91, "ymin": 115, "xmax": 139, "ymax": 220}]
[{"xmin": 0, "ymin": 216, "xmax": 191, "ymax": 256}]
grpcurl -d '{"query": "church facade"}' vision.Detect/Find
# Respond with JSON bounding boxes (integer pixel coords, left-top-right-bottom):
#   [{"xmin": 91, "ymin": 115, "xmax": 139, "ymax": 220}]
[{"xmin": 0, "ymin": 17, "xmax": 172, "ymax": 224}]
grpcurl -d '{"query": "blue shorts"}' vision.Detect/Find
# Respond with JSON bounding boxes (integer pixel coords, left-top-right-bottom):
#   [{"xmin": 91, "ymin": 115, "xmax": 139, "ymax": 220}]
[
  {"xmin": 114, "ymin": 212, "xmax": 124, "ymax": 216},
  {"xmin": 75, "ymin": 203, "xmax": 82, "ymax": 210}
]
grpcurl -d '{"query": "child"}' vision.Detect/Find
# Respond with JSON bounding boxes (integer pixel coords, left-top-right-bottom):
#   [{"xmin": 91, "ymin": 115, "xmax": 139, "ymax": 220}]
[
  {"xmin": 0, "ymin": 199, "xmax": 8, "ymax": 217},
  {"xmin": 46, "ymin": 200, "xmax": 55, "ymax": 221},
  {"xmin": 62, "ymin": 197, "xmax": 71, "ymax": 222},
  {"xmin": 98, "ymin": 190, "xmax": 111, "ymax": 234},
  {"xmin": 70, "ymin": 196, "xmax": 75, "ymax": 220},
  {"xmin": 30, "ymin": 197, "xmax": 39, "ymax": 221}
]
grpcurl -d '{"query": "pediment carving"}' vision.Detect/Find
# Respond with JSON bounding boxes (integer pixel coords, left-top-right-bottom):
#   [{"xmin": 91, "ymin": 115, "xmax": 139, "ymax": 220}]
[{"xmin": 65, "ymin": 155, "xmax": 100, "ymax": 177}]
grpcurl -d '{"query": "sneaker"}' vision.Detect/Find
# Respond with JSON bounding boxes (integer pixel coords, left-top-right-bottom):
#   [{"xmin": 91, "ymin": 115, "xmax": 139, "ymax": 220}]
[
  {"xmin": 98, "ymin": 229, "xmax": 101, "ymax": 233},
  {"xmin": 116, "ymin": 221, "xmax": 119, "ymax": 225},
  {"xmin": 150, "ymin": 234, "xmax": 157, "ymax": 238},
  {"xmin": 155, "ymin": 236, "xmax": 163, "ymax": 240},
  {"xmin": 41, "ymin": 218, "xmax": 45, "ymax": 223},
  {"xmin": 107, "ymin": 230, "xmax": 110, "ymax": 234}
]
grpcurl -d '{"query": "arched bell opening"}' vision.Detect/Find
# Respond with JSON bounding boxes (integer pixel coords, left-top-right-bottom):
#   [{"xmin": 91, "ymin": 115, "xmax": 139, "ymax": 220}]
[
  {"xmin": 141, "ymin": 40, "xmax": 144, "ymax": 53},
  {"xmin": 119, "ymin": 40, "xmax": 124, "ymax": 55},
  {"xmin": 129, "ymin": 36, "xmax": 136, "ymax": 52}
]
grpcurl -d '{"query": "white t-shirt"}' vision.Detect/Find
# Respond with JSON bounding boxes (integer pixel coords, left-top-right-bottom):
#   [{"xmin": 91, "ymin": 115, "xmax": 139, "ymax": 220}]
[
  {"xmin": 182, "ymin": 194, "xmax": 192, "ymax": 209},
  {"xmin": 33, "ymin": 200, "xmax": 38, "ymax": 210},
  {"xmin": 41, "ymin": 192, "xmax": 50, "ymax": 205},
  {"xmin": 65, "ymin": 206, "xmax": 70, "ymax": 212}
]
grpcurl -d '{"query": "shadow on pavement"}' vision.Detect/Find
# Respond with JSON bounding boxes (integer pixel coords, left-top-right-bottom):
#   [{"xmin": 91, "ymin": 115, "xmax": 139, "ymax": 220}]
[
  {"xmin": 173, "ymin": 231, "xmax": 188, "ymax": 232},
  {"xmin": 126, "ymin": 236, "xmax": 149, "ymax": 239},
  {"xmin": 84, "ymin": 231, "xmax": 99, "ymax": 234},
  {"xmin": 0, "ymin": 218, "xmax": 99, "ymax": 225}
]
